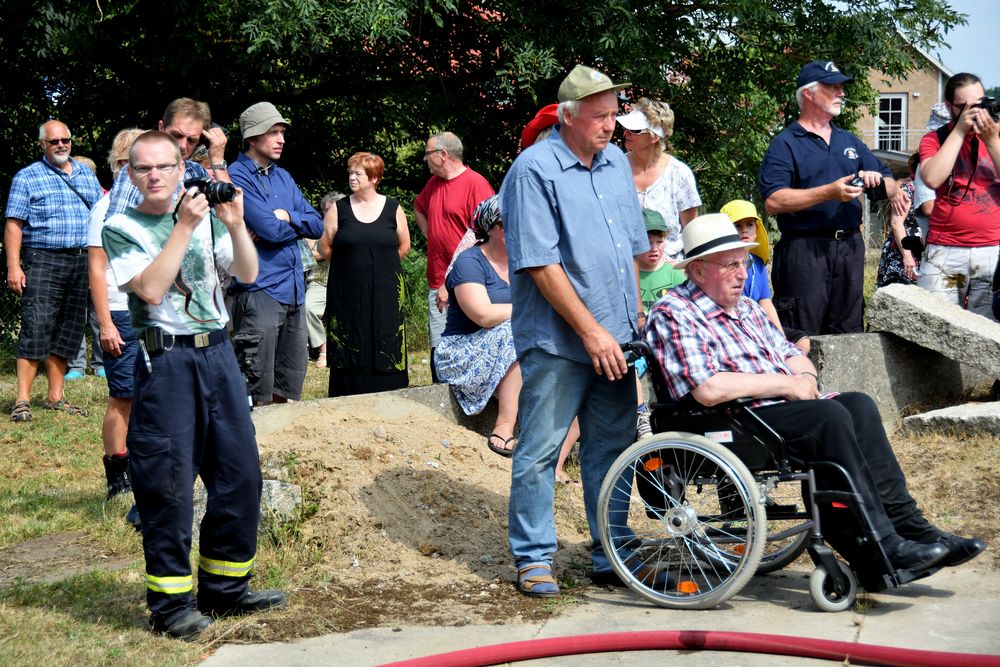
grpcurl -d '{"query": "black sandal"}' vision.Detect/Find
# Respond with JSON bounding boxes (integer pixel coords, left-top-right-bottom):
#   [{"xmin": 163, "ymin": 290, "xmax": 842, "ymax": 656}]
[
  {"xmin": 487, "ymin": 433, "xmax": 516, "ymax": 458},
  {"xmin": 10, "ymin": 400, "xmax": 32, "ymax": 422}
]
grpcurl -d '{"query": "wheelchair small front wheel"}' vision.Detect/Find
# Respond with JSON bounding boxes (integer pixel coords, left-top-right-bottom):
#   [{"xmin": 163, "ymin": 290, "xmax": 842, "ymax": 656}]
[{"xmin": 809, "ymin": 560, "xmax": 858, "ymax": 612}]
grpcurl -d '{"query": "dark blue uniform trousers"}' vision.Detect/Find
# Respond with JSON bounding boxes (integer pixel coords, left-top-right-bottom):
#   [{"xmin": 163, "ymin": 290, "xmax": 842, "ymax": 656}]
[
  {"xmin": 128, "ymin": 336, "xmax": 262, "ymax": 623},
  {"xmin": 771, "ymin": 233, "xmax": 865, "ymax": 335}
]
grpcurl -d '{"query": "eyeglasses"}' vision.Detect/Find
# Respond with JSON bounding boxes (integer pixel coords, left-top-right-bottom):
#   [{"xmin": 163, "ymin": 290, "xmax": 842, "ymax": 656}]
[
  {"xmin": 624, "ymin": 128, "xmax": 650, "ymax": 136},
  {"xmin": 423, "ymin": 148, "xmax": 444, "ymax": 156},
  {"xmin": 698, "ymin": 254, "xmax": 751, "ymax": 274},
  {"xmin": 45, "ymin": 138, "xmax": 72, "ymax": 146},
  {"xmin": 132, "ymin": 163, "xmax": 179, "ymax": 177}
]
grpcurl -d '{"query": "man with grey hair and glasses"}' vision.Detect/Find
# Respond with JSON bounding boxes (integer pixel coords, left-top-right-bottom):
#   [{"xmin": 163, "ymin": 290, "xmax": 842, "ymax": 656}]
[
  {"xmin": 414, "ymin": 131, "xmax": 494, "ymax": 381},
  {"xmin": 6, "ymin": 119, "xmax": 102, "ymax": 422}
]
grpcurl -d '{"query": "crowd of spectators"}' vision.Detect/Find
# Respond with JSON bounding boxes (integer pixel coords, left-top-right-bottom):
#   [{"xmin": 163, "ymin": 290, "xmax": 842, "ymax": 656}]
[{"xmin": 3, "ymin": 61, "xmax": 996, "ymax": 631}]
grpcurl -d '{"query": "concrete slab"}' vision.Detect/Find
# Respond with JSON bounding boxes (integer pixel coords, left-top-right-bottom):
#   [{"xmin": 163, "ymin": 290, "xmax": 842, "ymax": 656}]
[
  {"xmin": 868, "ymin": 283, "xmax": 1000, "ymax": 378},
  {"xmin": 808, "ymin": 333, "xmax": 990, "ymax": 431},
  {"xmin": 201, "ymin": 566, "xmax": 1000, "ymax": 666},
  {"xmin": 901, "ymin": 401, "xmax": 1000, "ymax": 436}
]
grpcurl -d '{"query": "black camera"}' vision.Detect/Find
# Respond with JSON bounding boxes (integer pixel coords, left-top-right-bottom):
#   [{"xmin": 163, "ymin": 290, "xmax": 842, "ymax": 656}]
[
  {"xmin": 972, "ymin": 95, "xmax": 1000, "ymax": 122},
  {"xmin": 900, "ymin": 234, "xmax": 924, "ymax": 262},
  {"xmin": 849, "ymin": 174, "xmax": 888, "ymax": 202},
  {"xmin": 184, "ymin": 177, "xmax": 236, "ymax": 206}
]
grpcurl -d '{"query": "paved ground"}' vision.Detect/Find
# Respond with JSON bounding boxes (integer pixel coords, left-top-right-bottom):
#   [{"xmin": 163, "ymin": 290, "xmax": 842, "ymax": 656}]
[{"xmin": 202, "ymin": 565, "xmax": 1000, "ymax": 666}]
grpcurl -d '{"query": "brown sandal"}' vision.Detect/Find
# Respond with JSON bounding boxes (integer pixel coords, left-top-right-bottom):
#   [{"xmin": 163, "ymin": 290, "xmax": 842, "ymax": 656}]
[
  {"xmin": 10, "ymin": 400, "xmax": 32, "ymax": 422},
  {"xmin": 487, "ymin": 433, "xmax": 516, "ymax": 458},
  {"xmin": 42, "ymin": 399, "xmax": 88, "ymax": 417}
]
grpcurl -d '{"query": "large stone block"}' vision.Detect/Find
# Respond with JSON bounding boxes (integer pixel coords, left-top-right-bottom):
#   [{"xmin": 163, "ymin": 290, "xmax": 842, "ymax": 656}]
[
  {"xmin": 868, "ymin": 283, "xmax": 1000, "ymax": 378},
  {"xmin": 808, "ymin": 333, "xmax": 990, "ymax": 431},
  {"xmin": 901, "ymin": 402, "xmax": 1000, "ymax": 437}
]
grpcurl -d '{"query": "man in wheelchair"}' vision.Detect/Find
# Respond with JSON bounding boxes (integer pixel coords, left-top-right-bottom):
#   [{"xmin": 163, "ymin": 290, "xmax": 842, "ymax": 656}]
[{"xmin": 644, "ymin": 213, "xmax": 985, "ymax": 578}]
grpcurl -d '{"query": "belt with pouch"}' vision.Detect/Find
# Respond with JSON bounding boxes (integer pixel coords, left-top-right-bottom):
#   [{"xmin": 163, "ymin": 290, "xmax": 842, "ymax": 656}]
[
  {"xmin": 783, "ymin": 227, "xmax": 859, "ymax": 241},
  {"xmin": 140, "ymin": 327, "xmax": 227, "ymax": 354}
]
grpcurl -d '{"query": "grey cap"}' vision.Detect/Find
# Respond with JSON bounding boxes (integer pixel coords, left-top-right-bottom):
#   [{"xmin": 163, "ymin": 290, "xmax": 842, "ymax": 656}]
[
  {"xmin": 557, "ymin": 65, "xmax": 630, "ymax": 103},
  {"xmin": 239, "ymin": 102, "xmax": 290, "ymax": 140}
]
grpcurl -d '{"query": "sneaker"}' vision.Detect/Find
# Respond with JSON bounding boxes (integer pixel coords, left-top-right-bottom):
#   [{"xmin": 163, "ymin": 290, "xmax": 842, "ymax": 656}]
[
  {"xmin": 64, "ymin": 370, "xmax": 85, "ymax": 380},
  {"xmin": 95, "ymin": 368, "xmax": 106, "ymax": 379},
  {"xmin": 636, "ymin": 411, "xmax": 652, "ymax": 441}
]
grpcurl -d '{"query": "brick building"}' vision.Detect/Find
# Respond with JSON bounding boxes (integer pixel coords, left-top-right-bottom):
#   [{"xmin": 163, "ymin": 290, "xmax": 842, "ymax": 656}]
[{"xmin": 854, "ymin": 45, "xmax": 953, "ymax": 177}]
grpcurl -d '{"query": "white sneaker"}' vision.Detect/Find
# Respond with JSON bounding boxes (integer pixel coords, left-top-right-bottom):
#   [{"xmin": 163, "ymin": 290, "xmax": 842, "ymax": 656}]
[{"xmin": 636, "ymin": 411, "xmax": 652, "ymax": 440}]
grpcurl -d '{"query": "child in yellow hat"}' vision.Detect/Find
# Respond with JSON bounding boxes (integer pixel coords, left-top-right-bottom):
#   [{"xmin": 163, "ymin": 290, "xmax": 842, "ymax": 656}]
[{"xmin": 721, "ymin": 200, "xmax": 809, "ymax": 353}]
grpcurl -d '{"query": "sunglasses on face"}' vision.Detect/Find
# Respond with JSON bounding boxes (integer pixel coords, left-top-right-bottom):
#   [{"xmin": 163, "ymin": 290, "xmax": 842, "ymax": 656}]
[{"xmin": 45, "ymin": 138, "xmax": 72, "ymax": 146}]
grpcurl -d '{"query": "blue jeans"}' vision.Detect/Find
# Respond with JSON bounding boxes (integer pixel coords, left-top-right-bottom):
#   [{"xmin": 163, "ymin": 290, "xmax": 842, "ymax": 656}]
[{"xmin": 508, "ymin": 348, "xmax": 637, "ymax": 573}]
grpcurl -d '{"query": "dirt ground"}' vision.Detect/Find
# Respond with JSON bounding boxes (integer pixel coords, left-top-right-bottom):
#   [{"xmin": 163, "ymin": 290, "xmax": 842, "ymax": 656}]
[
  {"xmin": 1, "ymin": 393, "xmax": 996, "ymax": 648},
  {"xmin": 233, "ymin": 395, "xmax": 594, "ymax": 642}
]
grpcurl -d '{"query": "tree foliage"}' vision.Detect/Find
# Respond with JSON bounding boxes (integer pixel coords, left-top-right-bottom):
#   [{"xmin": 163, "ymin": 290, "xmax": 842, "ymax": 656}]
[{"xmin": 0, "ymin": 0, "xmax": 966, "ymax": 212}]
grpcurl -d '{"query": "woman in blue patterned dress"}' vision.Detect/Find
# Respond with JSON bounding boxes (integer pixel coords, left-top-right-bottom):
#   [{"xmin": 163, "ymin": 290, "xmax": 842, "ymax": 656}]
[{"xmin": 433, "ymin": 196, "xmax": 519, "ymax": 458}]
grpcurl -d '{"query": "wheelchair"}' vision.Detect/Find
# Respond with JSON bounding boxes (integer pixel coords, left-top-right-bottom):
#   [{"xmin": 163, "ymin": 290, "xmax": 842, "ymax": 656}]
[{"xmin": 596, "ymin": 342, "xmax": 936, "ymax": 611}]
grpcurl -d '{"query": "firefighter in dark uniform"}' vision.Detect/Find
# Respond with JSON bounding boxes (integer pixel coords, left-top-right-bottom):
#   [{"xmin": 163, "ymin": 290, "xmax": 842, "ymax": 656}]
[
  {"xmin": 758, "ymin": 60, "xmax": 897, "ymax": 335},
  {"xmin": 102, "ymin": 130, "xmax": 285, "ymax": 639}
]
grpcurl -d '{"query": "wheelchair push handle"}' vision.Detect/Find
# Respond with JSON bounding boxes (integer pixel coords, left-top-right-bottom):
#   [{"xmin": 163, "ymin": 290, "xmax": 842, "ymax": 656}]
[{"xmin": 620, "ymin": 340, "xmax": 652, "ymax": 374}]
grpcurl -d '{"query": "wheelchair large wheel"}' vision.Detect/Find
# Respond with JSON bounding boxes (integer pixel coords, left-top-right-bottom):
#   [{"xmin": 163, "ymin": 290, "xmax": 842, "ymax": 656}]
[{"xmin": 597, "ymin": 432, "xmax": 766, "ymax": 609}]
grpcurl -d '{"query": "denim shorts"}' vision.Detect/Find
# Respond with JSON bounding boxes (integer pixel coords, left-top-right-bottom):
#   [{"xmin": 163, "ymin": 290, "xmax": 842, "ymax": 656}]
[{"xmin": 103, "ymin": 310, "xmax": 137, "ymax": 398}]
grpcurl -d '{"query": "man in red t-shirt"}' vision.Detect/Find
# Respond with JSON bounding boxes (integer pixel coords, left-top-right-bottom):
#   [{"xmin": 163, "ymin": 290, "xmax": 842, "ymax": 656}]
[
  {"xmin": 918, "ymin": 72, "xmax": 1000, "ymax": 320},
  {"xmin": 414, "ymin": 132, "xmax": 494, "ymax": 379}
]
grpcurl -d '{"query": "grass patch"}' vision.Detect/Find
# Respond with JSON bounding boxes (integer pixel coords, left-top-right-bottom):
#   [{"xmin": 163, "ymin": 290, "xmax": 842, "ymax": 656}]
[{"xmin": 0, "ymin": 349, "xmax": 995, "ymax": 663}]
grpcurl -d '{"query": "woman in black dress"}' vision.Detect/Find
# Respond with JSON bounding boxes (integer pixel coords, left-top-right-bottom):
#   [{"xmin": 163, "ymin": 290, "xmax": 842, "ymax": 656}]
[{"xmin": 319, "ymin": 152, "xmax": 411, "ymax": 396}]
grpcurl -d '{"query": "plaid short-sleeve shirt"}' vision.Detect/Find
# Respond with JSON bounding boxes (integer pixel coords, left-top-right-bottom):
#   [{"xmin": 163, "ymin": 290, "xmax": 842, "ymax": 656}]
[
  {"xmin": 4, "ymin": 157, "xmax": 101, "ymax": 249},
  {"xmin": 645, "ymin": 281, "xmax": 802, "ymax": 406}
]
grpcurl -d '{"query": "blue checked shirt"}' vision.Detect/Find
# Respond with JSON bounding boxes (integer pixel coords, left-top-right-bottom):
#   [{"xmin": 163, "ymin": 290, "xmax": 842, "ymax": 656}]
[
  {"xmin": 104, "ymin": 159, "xmax": 208, "ymax": 220},
  {"xmin": 645, "ymin": 281, "xmax": 802, "ymax": 407},
  {"xmin": 5, "ymin": 157, "xmax": 102, "ymax": 249}
]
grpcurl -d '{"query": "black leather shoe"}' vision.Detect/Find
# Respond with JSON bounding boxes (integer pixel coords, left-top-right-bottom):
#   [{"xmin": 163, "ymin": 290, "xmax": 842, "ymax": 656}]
[
  {"xmin": 923, "ymin": 532, "xmax": 987, "ymax": 567},
  {"xmin": 199, "ymin": 589, "xmax": 287, "ymax": 618},
  {"xmin": 150, "ymin": 609, "xmax": 213, "ymax": 640},
  {"xmin": 890, "ymin": 539, "xmax": 949, "ymax": 572}
]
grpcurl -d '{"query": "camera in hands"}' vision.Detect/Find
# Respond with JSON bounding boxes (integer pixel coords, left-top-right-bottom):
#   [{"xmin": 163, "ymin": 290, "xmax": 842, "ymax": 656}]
[
  {"xmin": 972, "ymin": 95, "xmax": 1000, "ymax": 122},
  {"xmin": 849, "ymin": 173, "xmax": 888, "ymax": 202},
  {"xmin": 184, "ymin": 177, "xmax": 236, "ymax": 206}
]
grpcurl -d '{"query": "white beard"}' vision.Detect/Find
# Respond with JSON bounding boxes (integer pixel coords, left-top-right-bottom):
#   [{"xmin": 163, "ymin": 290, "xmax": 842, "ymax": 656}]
[{"xmin": 50, "ymin": 153, "xmax": 70, "ymax": 166}]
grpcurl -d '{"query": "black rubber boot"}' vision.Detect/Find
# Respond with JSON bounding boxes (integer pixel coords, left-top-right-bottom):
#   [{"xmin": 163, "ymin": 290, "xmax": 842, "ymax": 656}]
[
  {"xmin": 150, "ymin": 609, "xmax": 213, "ymax": 640},
  {"xmin": 102, "ymin": 453, "xmax": 131, "ymax": 499},
  {"xmin": 198, "ymin": 590, "xmax": 287, "ymax": 618}
]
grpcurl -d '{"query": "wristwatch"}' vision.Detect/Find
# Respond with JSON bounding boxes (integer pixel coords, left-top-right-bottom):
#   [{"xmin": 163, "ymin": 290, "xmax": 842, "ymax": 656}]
[{"xmin": 210, "ymin": 160, "xmax": 228, "ymax": 170}]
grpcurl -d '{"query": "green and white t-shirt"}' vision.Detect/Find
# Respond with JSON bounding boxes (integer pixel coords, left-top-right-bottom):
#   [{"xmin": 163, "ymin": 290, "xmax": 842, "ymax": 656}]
[
  {"xmin": 639, "ymin": 263, "xmax": 686, "ymax": 312},
  {"xmin": 102, "ymin": 209, "xmax": 234, "ymax": 334}
]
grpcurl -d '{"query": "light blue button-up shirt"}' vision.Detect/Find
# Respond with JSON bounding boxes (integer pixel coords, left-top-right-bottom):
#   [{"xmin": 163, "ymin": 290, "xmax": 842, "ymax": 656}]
[{"xmin": 500, "ymin": 126, "xmax": 647, "ymax": 364}]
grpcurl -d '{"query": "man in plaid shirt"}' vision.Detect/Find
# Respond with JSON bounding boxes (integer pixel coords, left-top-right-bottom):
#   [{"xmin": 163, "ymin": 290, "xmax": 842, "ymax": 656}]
[
  {"xmin": 646, "ymin": 213, "xmax": 985, "ymax": 575},
  {"xmin": 5, "ymin": 119, "xmax": 102, "ymax": 422}
]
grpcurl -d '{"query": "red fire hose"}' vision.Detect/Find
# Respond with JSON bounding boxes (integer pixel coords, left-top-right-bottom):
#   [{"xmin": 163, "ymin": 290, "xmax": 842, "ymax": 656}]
[{"xmin": 379, "ymin": 630, "xmax": 1000, "ymax": 667}]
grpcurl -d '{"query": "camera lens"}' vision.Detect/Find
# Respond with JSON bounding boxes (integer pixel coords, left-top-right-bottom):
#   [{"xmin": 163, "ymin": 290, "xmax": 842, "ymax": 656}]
[{"xmin": 206, "ymin": 181, "xmax": 236, "ymax": 205}]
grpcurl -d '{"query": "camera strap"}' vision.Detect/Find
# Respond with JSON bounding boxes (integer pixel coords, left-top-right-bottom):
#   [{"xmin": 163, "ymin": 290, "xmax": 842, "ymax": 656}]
[
  {"xmin": 936, "ymin": 124, "xmax": 980, "ymax": 202},
  {"xmin": 41, "ymin": 159, "xmax": 96, "ymax": 210},
  {"xmin": 170, "ymin": 188, "xmax": 223, "ymax": 324}
]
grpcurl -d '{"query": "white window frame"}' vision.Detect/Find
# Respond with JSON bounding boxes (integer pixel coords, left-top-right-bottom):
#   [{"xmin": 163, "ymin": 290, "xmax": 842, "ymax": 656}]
[{"xmin": 877, "ymin": 94, "xmax": 908, "ymax": 152}]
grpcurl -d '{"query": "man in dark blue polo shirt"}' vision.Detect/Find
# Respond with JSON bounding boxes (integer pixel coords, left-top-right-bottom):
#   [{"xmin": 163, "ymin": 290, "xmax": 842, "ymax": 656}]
[
  {"xmin": 229, "ymin": 102, "xmax": 323, "ymax": 406},
  {"xmin": 759, "ymin": 61, "xmax": 896, "ymax": 335}
]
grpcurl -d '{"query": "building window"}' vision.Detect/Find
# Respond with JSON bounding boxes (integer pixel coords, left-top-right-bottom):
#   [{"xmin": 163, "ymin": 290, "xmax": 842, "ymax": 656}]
[{"xmin": 877, "ymin": 94, "xmax": 907, "ymax": 151}]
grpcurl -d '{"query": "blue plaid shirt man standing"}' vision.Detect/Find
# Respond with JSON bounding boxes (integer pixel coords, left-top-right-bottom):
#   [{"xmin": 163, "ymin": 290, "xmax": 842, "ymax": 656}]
[{"xmin": 5, "ymin": 119, "xmax": 102, "ymax": 422}]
